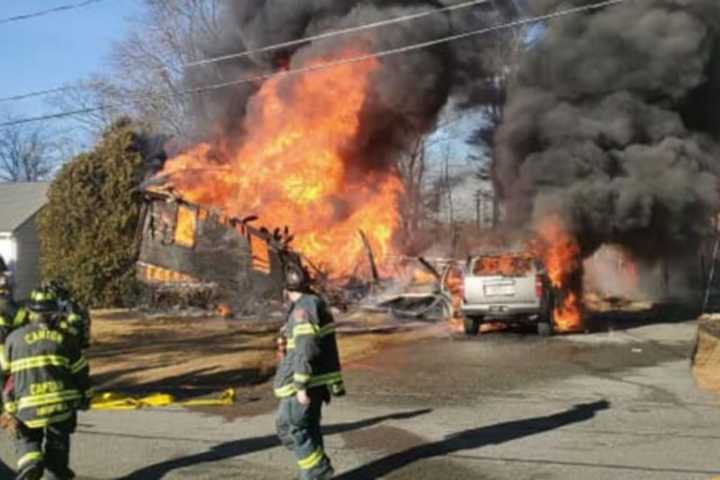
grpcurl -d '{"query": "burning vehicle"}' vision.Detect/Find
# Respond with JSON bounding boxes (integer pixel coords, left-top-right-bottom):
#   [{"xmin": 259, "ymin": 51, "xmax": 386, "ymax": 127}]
[
  {"xmin": 457, "ymin": 252, "xmax": 555, "ymax": 337},
  {"xmin": 439, "ymin": 222, "xmax": 585, "ymax": 336}
]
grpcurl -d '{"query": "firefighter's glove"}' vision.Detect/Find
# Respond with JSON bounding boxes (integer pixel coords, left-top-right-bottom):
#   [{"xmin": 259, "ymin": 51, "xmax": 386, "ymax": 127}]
[
  {"xmin": 0, "ymin": 412, "xmax": 18, "ymax": 437},
  {"xmin": 330, "ymin": 380, "xmax": 346, "ymax": 398},
  {"xmin": 276, "ymin": 336, "xmax": 287, "ymax": 360}
]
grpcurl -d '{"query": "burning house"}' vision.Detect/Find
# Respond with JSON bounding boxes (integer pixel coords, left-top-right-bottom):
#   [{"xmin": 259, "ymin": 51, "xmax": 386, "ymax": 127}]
[
  {"xmin": 136, "ymin": 1, "xmax": 520, "ymax": 293},
  {"xmin": 136, "ymin": 188, "xmax": 302, "ymax": 310}
]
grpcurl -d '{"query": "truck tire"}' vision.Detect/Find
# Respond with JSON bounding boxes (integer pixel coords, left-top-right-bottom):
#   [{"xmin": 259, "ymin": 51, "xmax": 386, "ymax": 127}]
[
  {"xmin": 537, "ymin": 321, "xmax": 553, "ymax": 337},
  {"xmin": 464, "ymin": 316, "xmax": 481, "ymax": 336},
  {"xmin": 537, "ymin": 290, "xmax": 555, "ymax": 337}
]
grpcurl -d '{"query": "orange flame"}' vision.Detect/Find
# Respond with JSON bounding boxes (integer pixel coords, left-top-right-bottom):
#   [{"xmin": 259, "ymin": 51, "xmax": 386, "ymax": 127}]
[
  {"xmin": 411, "ymin": 268, "xmax": 437, "ymax": 285},
  {"xmin": 159, "ymin": 49, "xmax": 403, "ymax": 277},
  {"xmin": 472, "ymin": 254, "xmax": 533, "ymax": 277},
  {"xmin": 537, "ymin": 216, "xmax": 584, "ymax": 332},
  {"xmin": 442, "ymin": 263, "xmax": 465, "ymax": 332}
]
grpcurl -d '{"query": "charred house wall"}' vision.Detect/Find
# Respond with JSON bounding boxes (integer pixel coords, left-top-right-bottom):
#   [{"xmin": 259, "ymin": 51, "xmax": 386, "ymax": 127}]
[{"xmin": 137, "ymin": 196, "xmax": 287, "ymax": 310}]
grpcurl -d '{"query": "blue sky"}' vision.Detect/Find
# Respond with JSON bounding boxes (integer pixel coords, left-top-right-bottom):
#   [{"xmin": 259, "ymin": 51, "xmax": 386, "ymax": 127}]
[{"xmin": 0, "ymin": 0, "xmax": 143, "ymax": 118}]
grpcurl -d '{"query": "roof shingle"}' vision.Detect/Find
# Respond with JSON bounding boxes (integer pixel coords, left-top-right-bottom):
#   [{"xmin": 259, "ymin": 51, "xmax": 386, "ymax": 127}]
[{"xmin": 0, "ymin": 182, "xmax": 49, "ymax": 233}]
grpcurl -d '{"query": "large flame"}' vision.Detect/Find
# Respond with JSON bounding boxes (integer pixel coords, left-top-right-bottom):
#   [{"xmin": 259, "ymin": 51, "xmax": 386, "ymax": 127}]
[
  {"xmin": 537, "ymin": 216, "xmax": 584, "ymax": 332},
  {"xmin": 160, "ymin": 49, "xmax": 404, "ymax": 277}
]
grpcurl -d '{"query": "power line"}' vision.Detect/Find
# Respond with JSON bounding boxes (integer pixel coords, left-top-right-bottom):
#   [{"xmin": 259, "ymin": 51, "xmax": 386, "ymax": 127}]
[
  {"xmin": 0, "ymin": 0, "xmax": 629, "ymax": 129},
  {"xmin": 0, "ymin": 0, "xmax": 491, "ymax": 104},
  {"xmin": 0, "ymin": 0, "xmax": 104, "ymax": 25},
  {"xmin": 184, "ymin": 0, "xmax": 491, "ymax": 69}
]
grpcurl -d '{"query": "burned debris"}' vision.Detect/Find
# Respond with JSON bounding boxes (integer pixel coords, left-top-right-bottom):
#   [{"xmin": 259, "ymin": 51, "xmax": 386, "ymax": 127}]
[{"xmin": 134, "ymin": 182, "xmax": 459, "ymax": 323}]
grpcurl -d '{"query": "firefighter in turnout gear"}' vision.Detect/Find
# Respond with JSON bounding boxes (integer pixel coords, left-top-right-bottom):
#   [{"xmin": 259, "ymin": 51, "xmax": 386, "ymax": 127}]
[
  {"xmin": 274, "ymin": 263, "xmax": 344, "ymax": 480},
  {"xmin": 1, "ymin": 289, "xmax": 91, "ymax": 480},
  {"xmin": 0, "ymin": 278, "xmax": 23, "ymax": 402},
  {"xmin": 0, "ymin": 276, "xmax": 18, "ymax": 340}
]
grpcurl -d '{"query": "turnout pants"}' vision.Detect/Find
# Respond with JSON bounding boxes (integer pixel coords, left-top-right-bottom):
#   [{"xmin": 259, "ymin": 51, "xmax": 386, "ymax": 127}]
[
  {"xmin": 276, "ymin": 388, "xmax": 333, "ymax": 480},
  {"xmin": 15, "ymin": 416, "xmax": 76, "ymax": 480}
]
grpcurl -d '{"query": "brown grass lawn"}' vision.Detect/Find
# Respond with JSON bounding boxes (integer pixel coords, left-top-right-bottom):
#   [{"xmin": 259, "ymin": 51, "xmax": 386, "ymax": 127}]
[
  {"xmin": 87, "ymin": 310, "xmax": 440, "ymax": 395},
  {"xmin": 694, "ymin": 315, "xmax": 720, "ymax": 395}
]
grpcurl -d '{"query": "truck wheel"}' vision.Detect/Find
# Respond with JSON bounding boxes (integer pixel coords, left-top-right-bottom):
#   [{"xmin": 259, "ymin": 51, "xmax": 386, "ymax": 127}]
[
  {"xmin": 464, "ymin": 316, "xmax": 481, "ymax": 336},
  {"xmin": 537, "ymin": 321, "xmax": 553, "ymax": 337},
  {"xmin": 538, "ymin": 293, "xmax": 555, "ymax": 337}
]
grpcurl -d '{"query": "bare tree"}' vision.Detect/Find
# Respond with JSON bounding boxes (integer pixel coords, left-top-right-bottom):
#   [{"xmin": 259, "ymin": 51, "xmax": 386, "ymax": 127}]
[
  {"xmin": 47, "ymin": 78, "xmax": 123, "ymax": 141},
  {"xmin": 51, "ymin": 0, "xmax": 223, "ymax": 140},
  {"xmin": 0, "ymin": 114, "xmax": 67, "ymax": 182},
  {"xmin": 108, "ymin": 0, "xmax": 223, "ymax": 137},
  {"xmin": 466, "ymin": 25, "xmax": 528, "ymax": 227},
  {"xmin": 396, "ymin": 133, "xmax": 428, "ymax": 240}
]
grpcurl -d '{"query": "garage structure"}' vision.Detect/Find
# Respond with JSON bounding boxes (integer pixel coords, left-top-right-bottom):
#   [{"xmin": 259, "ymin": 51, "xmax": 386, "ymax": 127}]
[{"xmin": 0, "ymin": 182, "xmax": 49, "ymax": 300}]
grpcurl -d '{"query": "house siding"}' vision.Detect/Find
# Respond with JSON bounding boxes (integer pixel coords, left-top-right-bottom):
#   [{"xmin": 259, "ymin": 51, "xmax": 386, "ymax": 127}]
[
  {"xmin": 13, "ymin": 212, "xmax": 42, "ymax": 300},
  {"xmin": 0, "ymin": 235, "xmax": 16, "ymax": 270},
  {"xmin": 0, "ymin": 234, "xmax": 17, "ymax": 297}
]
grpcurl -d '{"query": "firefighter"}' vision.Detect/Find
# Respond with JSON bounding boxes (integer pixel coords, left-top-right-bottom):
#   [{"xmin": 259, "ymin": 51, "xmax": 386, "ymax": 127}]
[
  {"xmin": 0, "ymin": 277, "xmax": 23, "ymax": 397},
  {"xmin": 1, "ymin": 289, "xmax": 91, "ymax": 480},
  {"xmin": 0, "ymin": 263, "xmax": 12, "ymax": 300},
  {"xmin": 0, "ymin": 276, "xmax": 18, "ymax": 339},
  {"xmin": 43, "ymin": 282, "xmax": 91, "ymax": 350},
  {"xmin": 274, "ymin": 263, "xmax": 345, "ymax": 480}
]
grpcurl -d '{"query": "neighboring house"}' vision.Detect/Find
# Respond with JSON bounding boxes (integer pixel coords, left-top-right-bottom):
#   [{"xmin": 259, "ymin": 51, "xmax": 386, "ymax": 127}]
[{"xmin": 0, "ymin": 182, "xmax": 49, "ymax": 300}]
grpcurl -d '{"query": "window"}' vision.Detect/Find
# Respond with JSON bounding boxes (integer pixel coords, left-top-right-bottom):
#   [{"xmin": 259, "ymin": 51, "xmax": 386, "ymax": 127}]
[
  {"xmin": 249, "ymin": 234, "xmax": 271, "ymax": 274},
  {"xmin": 149, "ymin": 202, "xmax": 177, "ymax": 246},
  {"xmin": 174, "ymin": 205, "xmax": 197, "ymax": 249}
]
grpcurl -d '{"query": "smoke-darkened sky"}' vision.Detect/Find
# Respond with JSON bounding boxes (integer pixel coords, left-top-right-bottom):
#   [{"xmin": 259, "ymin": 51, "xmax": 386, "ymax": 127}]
[
  {"xmin": 184, "ymin": 0, "xmax": 517, "ymax": 171},
  {"xmin": 496, "ymin": 0, "xmax": 720, "ymax": 259}
]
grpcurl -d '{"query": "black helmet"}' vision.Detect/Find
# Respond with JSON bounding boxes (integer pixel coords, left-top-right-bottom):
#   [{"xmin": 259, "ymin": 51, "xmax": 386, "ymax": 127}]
[
  {"xmin": 27, "ymin": 289, "xmax": 59, "ymax": 314},
  {"xmin": 42, "ymin": 280, "xmax": 70, "ymax": 300},
  {"xmin": 284, "ymin": 263, "xmax": 311, "ymax": 292}
]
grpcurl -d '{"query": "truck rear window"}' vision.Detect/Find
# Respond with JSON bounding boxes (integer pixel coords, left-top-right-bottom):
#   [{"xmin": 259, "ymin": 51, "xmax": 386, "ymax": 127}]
[{"xmin": 472, "ymin": 256, "xmax": 533, "ymax": 277}]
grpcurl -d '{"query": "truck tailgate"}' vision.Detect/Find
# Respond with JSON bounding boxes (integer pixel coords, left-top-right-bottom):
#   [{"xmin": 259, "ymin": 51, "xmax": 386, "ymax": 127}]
[{"xmin": 464, "ymin": 275, "xmax": 537, "ymax": 305}]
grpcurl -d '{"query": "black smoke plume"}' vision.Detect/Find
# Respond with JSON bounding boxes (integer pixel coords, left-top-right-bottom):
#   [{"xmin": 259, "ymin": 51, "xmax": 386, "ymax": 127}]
[
  {"xmin": 496, "ymin": 0, "xmax": 720, "ymax": 260},
  {"xmin": 182, "ymin": 0, "xmax": 518, "ymax": 172}
]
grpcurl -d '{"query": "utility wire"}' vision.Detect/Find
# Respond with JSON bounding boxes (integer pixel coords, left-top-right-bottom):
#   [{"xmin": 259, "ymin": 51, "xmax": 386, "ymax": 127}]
[
  {"xmin": 0, "ymin": 0, "xmax": 629, "ymax": 129},
  {"xmin": 0, "ymin": 0, "xmax": 491, "ymax": 104},
  {"xmin": 184, "ymin": 0, "xmax": 491, "ymax": 68},
  {"xmin": 0, "ymin": 0, "xmax": 104, "ymax": 25}
]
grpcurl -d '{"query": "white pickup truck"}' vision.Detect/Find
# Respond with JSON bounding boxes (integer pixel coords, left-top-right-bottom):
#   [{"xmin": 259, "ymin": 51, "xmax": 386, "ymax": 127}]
[{"xmin": 457, "ymin": 253, "xmax": 555, "ymax": 336}]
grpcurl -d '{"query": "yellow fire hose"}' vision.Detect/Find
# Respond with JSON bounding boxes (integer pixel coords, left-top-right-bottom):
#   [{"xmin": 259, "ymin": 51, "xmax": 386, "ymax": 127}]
[{"xmin": 90, "ymin": 388, "xmax": 236, "ymax": 410}]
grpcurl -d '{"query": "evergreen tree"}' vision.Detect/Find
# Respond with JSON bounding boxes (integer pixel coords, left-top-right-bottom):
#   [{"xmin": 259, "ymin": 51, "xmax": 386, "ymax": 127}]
[{"xmin": 39, "ymin": 120, "xmax": 145, "ymax": 307}]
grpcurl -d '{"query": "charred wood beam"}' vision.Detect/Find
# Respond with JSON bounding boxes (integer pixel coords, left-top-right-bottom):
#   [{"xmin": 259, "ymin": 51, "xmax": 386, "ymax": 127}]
[
  {"xmin": 358, "ymin": 230, "xmax": 380, "ymax": 285},
  {"xmin": 417, "ymin": 256, "xmax": 442, "ymax": 282}
]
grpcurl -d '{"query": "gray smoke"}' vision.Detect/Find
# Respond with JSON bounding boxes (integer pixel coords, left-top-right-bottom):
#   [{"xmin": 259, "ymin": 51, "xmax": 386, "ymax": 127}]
[
  {"xmin": 183, "ymin": 0, "xmax": 519, "ymax": 172},
  {"xmin": 496, "ymin": 0, "xmax": 720, "ymax": 260}
]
